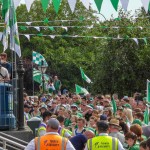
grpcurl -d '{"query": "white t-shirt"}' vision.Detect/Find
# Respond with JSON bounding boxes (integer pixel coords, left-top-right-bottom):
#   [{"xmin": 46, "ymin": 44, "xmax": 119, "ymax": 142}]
[{"xmin": 0, "ymin": 66, "xmax": 9, "ymax": 80}]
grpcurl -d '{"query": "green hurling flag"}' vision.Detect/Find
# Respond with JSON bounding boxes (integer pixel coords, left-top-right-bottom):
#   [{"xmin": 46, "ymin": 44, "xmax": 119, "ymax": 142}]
[
  {"xmin": 110, "ymin": 0, "xmax": 119, "ymax": 11},
  {"xmin": 94, "ymin": 0, "xmax": 103, "ymax": 13}
]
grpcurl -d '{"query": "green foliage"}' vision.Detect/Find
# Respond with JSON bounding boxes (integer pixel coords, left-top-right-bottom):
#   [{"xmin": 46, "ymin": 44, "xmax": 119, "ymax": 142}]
[{"xmin": 2, "ymin": 1, "xmax": 150, "ymax": 96}]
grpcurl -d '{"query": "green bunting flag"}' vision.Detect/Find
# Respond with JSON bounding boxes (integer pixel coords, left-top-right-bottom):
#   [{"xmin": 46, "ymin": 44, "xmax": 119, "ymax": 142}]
[
  {"xmin": 80, "ymin": 67, "xmax": 92, "ymax": 83},
  {"xmin": 110, "ymin": 0, "xmax": 119, "ymax": 11},
  {"xmin": 111, "ymin": 97, "xmax": 117, "ymax": 116},
  {"xmin": 143, "ymin": 37, "xmax": 148, "ymax": 45},
  {"xmin": 75, "ymin": 84, "xmax": 89, "ymax": 95},
  {"xmin": 94, "ymin": 0, "xmax": 103, "ymax": 13},
  {"xmin": 147, "ymin": 80, "xmax": 150, "ymax": 103},
  {"xmin": 41, "ymin": 0, "xmax": 50, "ymax": 12},
  {"xmin": 52, "ymin": 0, "xmax": 61, "ymax": 14},
  {"xmin": 144, "ymin": 106, "xmax": 149, "ymax": 125}
]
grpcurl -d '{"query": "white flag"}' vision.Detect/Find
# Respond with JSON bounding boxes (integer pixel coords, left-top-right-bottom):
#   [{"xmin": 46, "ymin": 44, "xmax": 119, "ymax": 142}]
[
  {"xmin": 14, "ymin": 0, "xmax": 21, "ymax": 9},
  {"xmin": 24, "ymin": 34, "xmax": 30, "ymax": 41},
  {"xmin": 68, "ymin": 0, "xmax": 77, "ymax": 13},
  {"xmin": 80, "ymin": 0, "xmax": 90, "ymax": 9},
  {"xmin": 25, "ymin": 0, "xmax": 35, "ymax": 12},
  {"xmin": 141, "ymin": 0, "xmax": 150, "ymax": 12},
  {"xmin": 62, "ymin": 26, "xmax": 68, "ymax": 31},
  {"xmin": 0, "ymin": 32, "xmax": 3, "ymax": 41},
  {"xmin": 34, "ymin": 27, "xmax": 40, "ymax": 32},
  {"xmin": 120, "ymin": 0, "xmax": 129, "ymax": 11},
  {"xmin": 49, "ymin": 35, "xmax": 55, "ymax": 39},
  {"xmin": 132, "ymin": 38, "xmax": 139, "ymax": 45},
  {"xmin": 26, "ymin": 22, "xmax": 32, "ymax": 25}
]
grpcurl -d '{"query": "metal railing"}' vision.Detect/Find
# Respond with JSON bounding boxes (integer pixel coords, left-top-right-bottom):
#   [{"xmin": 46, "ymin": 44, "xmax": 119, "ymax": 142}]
[{"xmin": 0, "ymin": 132, "xmax": 27, "ymax": 150}]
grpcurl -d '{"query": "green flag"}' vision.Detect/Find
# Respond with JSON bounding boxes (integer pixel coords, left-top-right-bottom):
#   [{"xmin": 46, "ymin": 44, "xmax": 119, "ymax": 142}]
[
  {"xmin": 40, "ymin": 0, "xmax": 50, "ymax": 12},
  {"xmin": 111, "ymin": 97, "xmax": 117, "ymax": 115},
  {"xmin": 80, "ymin": 67, "xmax": 92, "ymax": 83},
  {"xmin": 32, "ymin": 51, "xmax": 48, "ymax": 66},
  {"xmin": 75, "ymin": 84, "xmax": 89, "ymax": 95},
  {"xmin": 110, "ymin": 0, "xmax": 119, "ymax": 11},
  {"xmin": 52, "ymin": 0, "xmax": 61, "ymax": 14},
  {"xmin": 2, "ymin": 0, "xmax": 10, "ymax": 51},
  {"xmin": 144, "ymin": 106, "xmax": 149, "ymax": 125},
  {"xmin": 9, "ymin": 0, "xmax": 21, "ymax": 57},
  {"xmin": 147, "ymin": 79, "xmax": 150, "ymax": 103},
  {"xmin": 94, "ymin": 0, "xmax": 103, "ymax": 13}
]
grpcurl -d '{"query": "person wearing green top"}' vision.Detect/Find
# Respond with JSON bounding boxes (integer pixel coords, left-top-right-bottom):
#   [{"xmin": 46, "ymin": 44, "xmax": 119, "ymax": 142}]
[
  {"xmin": 54, "ymin": 76, "xmax": 61, "ymax": 94},
  {"xmin": 125, "ymin": 131, "xmax": 139, "ymax": 150}
]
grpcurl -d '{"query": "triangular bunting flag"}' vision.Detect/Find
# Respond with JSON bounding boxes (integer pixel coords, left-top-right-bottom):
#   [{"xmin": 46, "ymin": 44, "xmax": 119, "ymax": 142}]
[
  {"xmin": 110, "ymin": 0, "xmax": 119, "ymax": 11},
  {"xmin": 141, "ymin": 0, "xmax": 150, "ymax": 12},
  {"xmin": 25, "ymin": 0, "xmax": 35, "ymax": 12},
  {"xmin": 62, "ymin": 26, "xmax": 68, "ymax": 31},
  {"xmin": 49, "ymin": 35, "xmax": 55, "ymax": 39},
  {"xmin": 68, "ymin": 0, "xmax": 77, "ymax": 13},
  {"xmin": 41, "ymin": 0, "xmax": 50, "ymax": 12},
  {"xmin": 26, "ymin": 22, "xmax": 32, "ymax": 25},
  {"xmin": 24, "ymin": 34, "xmax": 30, "ymax": 41},
  {"xmin": 143, "ymin": 37, "xmax": 148, "ymax": 45},
  {"xmin": 94, "ymin": 0, "xmax": 103, "ymax": 13},
  {"xmin": 0, "ymin": 32, "xmax": 2, "ymax": 41},
  {"xmin": 52, "ymin": 0, "xmax": 61, "ymax": 14},
  {"xmin": 80, "ymin": 0, "xmax": 90, "ymax": 10},
  {"xmin": 132, "ymin": 38, "xmax": 139, "ymax": 45},
  {"xmin": 34, "ymin": 27, "xmax": 40, "ymax": 32},
  {"xmin": 120, "ymin": 0, "xmax": 129, "ymax": 11},
  {"xmin": 13, "ymin": 0, "xmax": 21, "ymax": 9}
]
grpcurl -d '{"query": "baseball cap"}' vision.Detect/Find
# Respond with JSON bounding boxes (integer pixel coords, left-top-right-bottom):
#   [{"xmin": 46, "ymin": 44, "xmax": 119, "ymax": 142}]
[
  {"xmin": 132, "ymin": 119, "xmax": 142, "ymax": 126},
  {"xmin": 100, "ymin": 114, "xmax": 107, "ymax": 121}
]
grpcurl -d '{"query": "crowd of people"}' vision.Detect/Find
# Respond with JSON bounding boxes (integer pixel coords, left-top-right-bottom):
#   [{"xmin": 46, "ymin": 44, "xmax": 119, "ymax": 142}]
[{"xmin": 24, "ymin": 90, "xmax": 150, "ymax": 150}]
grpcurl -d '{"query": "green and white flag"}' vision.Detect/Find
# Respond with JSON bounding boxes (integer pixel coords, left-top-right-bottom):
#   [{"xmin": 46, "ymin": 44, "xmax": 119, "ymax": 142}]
[
  {"xmin": 75, "ymin": 84, "xmax": 89, "ymax": 95},
  {"xmin": 33, "ymin": 68, "xmax": 49, "ymax": 84},
  {"xmin": 32, "ymin": 51, "xmax": 48, "ymax": 66},
  {"xmin": 144, "ymin": 105, "xmax": 149, "ymax": 125},
  {"xmin": 80, "ymin": 67, "xmax": 92, "ymax": 83},
  {"xmin": 2, "ymin": 0, "xmax": 10, "ymax": 51},
  {"xmin": 2, "ymin": 0, "xmax": 21, "ymax": 57},
  {"xmin": 9, "ymin": 0, "xmax": 21, "ymax": 57},
  {"xmin": 111, "ymin": 97, "xmax": 117, "ymax": 116},
  {"xmin": 147, "ymin": 79, "xmax": 150, "ymax": 103}
]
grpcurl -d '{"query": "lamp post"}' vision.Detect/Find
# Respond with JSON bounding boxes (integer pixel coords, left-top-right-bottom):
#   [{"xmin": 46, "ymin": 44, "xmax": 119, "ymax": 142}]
[{"xmin": 38, "ymin": 60, "xmax": 47, "ymax": 94}]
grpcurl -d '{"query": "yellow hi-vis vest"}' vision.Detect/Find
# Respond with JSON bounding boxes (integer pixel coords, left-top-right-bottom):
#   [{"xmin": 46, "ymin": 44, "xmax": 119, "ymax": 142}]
[{"xmin": 87, "ymin": 136, "xmax": 118, "ymax": 150}]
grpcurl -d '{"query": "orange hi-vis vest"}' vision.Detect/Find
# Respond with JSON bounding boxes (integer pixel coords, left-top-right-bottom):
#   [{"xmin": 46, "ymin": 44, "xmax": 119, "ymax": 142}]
[{"xmin": 35, "ymin": 134, "xmax": 68, "ymax": 150}]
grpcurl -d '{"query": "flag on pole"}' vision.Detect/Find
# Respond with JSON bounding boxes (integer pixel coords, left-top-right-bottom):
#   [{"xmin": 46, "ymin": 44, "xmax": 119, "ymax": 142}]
[
  {"xmin": 33, "ymin": 68, "xmax": 49, "ymax": 84},
  {"xmin": 9, "ymin": 0, "xmax": 21, "ymax": 57},
  {"xmin": 75, "ymin": 84, "xmax": 89, "ymax": 95},
  {"xmin": 2, "ymin": 0, "xmax": 10, "ymax": 51},
  {"xmin": 32, "ymin": 51, "xmax": 48, "ymax": 66},
  {"xmin": 2, "ymin": 0, "xmax": 21, "ymax": 57},
  {"xmin": 80, "ymin": 67, "xmax": 92, "ymax": 83},
  {"xmin": 144, "ymin": 105, "xmax": 149, "ymax": 125},
  {"xmin": 111, "ymin": 97, "xmax": 117, "ymax": 116},
  {"xmin": 147, "ymin": 79, "xmax": 150, "ymax": 103}
]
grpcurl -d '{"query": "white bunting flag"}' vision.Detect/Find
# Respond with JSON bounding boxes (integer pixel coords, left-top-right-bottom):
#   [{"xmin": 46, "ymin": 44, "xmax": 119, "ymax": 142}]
[
  {"xmin": 26, "ymin": 22, "xmax": 32, "ymax": 25},
  {"xmin": 141, "ymin": 0, "xmax": 150, "ymax": 12},
  {"xmin": 132, "ymin": 38, "xmax": 139, "ymax": 45},
  {"xmin": 68, "ymin": 0, "xmax": 77, "ymax": 13},
  {"xmin": 14, "ymin": 0, "xmax": 21, "ymax": 9},
  {"xmin": 80, "ymin": 0, "xmax": 90, "ymax": 9},
  {"xmin": 139, "ymin": 26, "xmax": 143, "ymax": 30},
  {"xmin": 34, "ymin": 27, "xmax": 40, "ymax": 32},
  {"xmin": 120, "ymin": 0, "xmax": 129, "ymax": 11},
  {"xmin": 25, "ymin": 0, "xmax": 35, "ymax": 12},
  {"xmin": 49, "ymin": 35, "xmax": 56, "ymax": 39},
  {"xmin": 0, "ymin": 32, "xmax": 3, "ymax": 41},
  {"xmin": 62, "ymin": 26, "xmax": 68, "ymax": 31},
  {"xmin": 24, "ymin": 34, "xmax": 30, "ymax": 41}
]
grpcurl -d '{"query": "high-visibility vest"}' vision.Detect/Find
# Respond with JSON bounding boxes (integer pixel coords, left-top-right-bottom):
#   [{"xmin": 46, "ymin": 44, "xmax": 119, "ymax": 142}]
[
  {"xmin": 35, "ymin": 134, "xmax": 68, "ymax": 150},
  {"xmin": 37, "ymin": 123, "xmax": 46, "ymax": 137},
  {"xmin": 87, "ymin": 136, "xmax": 118, "ymax": 150}
]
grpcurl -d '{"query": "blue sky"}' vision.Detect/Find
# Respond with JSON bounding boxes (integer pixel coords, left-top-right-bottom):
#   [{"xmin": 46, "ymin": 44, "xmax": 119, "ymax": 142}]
[{"xmin": 20, "ymin": 0, "xmax": 143, "ymax": 20}]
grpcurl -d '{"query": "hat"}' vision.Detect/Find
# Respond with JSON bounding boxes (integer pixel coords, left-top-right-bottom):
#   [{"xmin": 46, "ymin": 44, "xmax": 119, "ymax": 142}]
[
  {"xmin": 47, "ymin": 102, "xmax": 52, "ymax": 107},
  {"xmin": 71, "ymin": 103, "xmax": 78, "ymax": 108},
  {"xmin": 42, "ymin": 97, "xmax": 46, "ymax": 102},
  {"xmin": 109, "ymin": 119, "xmax": 122, "ymax": 130},
  {"xmin": 132, "ymin": 119, "xmax": 142, "ymax": 126},
  {"xmin": 89, "ymin": 97, "xmax": 94, "ymax": 101},
  {"xmin": 87, "ymin": 104, "xmax": 94, "ymax": 109},
  {"xmin": 100, "ymin": 114, "xmax": 107, "ymax": 121},
  {"xmin": 97, "ymin": 121, "xmax": 109, "ymax": 131},
  {"xmin": 117, "ymin": 106, "xmax": 123, "ymax": 110},
  {"xmin": 39, "ymin": 104, "xmax": 47, "ymax": 110},
  {"xmin": 123, "ymin": 104, "xmax": 132, "ymax": 109},
  {"xmin": 123, "ymin": 96, "xmax": 129, "ymax": 100}
]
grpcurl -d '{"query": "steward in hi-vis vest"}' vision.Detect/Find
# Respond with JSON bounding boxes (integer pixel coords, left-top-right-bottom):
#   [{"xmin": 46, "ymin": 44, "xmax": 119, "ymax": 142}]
[
  {"xmin": 84, "ymin": 121, "xmax": 124, "ymax": 150},
  {"xmin": 25, "ymin": 118, "xmax": 75, "ymax": 150}
]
